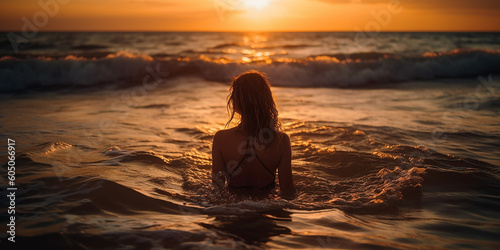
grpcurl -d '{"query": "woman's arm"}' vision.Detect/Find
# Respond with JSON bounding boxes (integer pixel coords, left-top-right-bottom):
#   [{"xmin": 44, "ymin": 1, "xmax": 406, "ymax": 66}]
[
  {"xmin": 278, "ymin": 133, "xmax": 295, "ymax": 198},
  {"xmin": 212, "ymin": 131, "xmax": 226, "ymax": 188}
]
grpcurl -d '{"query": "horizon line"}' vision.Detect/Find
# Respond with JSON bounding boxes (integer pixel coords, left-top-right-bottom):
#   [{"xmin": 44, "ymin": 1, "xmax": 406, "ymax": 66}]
[{"xmin": 2, "ymin": 30, "xmax": 500, "ymax": 33}]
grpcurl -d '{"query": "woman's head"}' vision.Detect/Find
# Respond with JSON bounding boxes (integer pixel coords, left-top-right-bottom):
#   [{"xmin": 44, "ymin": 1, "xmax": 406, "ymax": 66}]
[{"xmin": 226, "ymin": 70, "xmax": 280, "ymax": 139}]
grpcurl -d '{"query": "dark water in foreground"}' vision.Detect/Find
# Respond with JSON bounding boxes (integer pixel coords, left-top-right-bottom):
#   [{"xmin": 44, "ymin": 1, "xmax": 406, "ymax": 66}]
[{"xmin": 1, "ymin": 76, "xmax": 500, "ymax": 249}]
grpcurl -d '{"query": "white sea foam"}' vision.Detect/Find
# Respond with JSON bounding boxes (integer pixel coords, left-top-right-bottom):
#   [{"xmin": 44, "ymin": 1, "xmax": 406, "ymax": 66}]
[{"xmin": 1, "ymin": 49, "xmax": 499, "ymax": 92}]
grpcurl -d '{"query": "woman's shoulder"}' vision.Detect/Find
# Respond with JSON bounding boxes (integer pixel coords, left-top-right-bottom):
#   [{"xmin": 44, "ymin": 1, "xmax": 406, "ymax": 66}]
[
  {"xmin": 270, "ymin": 131, "xmax": 290, "ymax": 148},
  {"xmin": 277, "ymin": 131, "xmax": 290, "ymax": 143},
  {"xmin": 214, "ymin": 128, "xmax": 289, "ymax": 145},
  {"xmin": 213, "ymin": 127, "xmax": 241, "ymax": 141},
  {"xmin": 276, "ymin": 131, "xmax": 289, "ymax": 138},
  {"xmin": 215, "ymin": 127, "xmax": 237, "ymax": 136}
]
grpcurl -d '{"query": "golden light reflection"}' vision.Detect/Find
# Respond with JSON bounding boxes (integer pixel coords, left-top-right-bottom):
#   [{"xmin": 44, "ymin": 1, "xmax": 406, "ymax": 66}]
[
  {"xmin": 192, "ymin": 34, "xmax": 286, "ymax": 64},
  {"xmin": 194, "ymin": 53, "xmax": 353, "ymax": 64},
  {"xmin": 242, "ymin": 57, "xmax": 252, "ymax": 63},
  {"xmin": 243, "ymin": 35, "xmax": 268, "ymax": 47},
  {"xmin": 372, "ymin": 151, "xmax": 399, "ymax": 160}
]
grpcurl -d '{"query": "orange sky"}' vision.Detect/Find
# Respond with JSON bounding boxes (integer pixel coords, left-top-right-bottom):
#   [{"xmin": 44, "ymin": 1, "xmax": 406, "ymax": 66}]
[{"xmin": 1, "ymin": 0, "xmax": 499, "ymax": 31}]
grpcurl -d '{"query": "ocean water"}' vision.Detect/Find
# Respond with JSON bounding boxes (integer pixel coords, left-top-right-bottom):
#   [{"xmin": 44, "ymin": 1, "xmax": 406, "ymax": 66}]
[{"xmin": 0, "ymin": 32, "xmax": 500, "ymax": 249}]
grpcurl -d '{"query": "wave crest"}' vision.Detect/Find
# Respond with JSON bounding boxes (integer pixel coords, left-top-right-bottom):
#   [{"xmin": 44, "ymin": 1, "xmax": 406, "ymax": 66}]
[{"xmin": 1, "ymin": 49, "xmax": 499, "ymax": 92}]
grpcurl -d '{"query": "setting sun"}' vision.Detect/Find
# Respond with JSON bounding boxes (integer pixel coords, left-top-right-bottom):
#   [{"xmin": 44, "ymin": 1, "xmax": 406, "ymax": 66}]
[
  {"xmin": 1, "ymin": 0, "xmax": 499, "ymax": 31},
  {"xmin": 243, "ymin": 0, "xmax": 270, "ymax": 9}
]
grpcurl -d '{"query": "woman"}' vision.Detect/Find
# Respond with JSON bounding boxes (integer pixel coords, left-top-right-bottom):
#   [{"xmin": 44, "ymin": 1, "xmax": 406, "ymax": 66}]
[{"xmin": 211, "ymin": 70, "xmax": 295, "ymax": 198}]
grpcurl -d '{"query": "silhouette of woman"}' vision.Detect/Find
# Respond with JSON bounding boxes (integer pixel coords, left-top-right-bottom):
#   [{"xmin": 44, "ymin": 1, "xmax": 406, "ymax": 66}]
[{"xmin": 212, "ymin": 70, "xmax": 295, "ymax": 198}]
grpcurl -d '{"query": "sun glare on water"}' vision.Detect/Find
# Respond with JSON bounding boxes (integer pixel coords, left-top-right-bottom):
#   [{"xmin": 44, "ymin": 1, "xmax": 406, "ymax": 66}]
[{"xmin": 243, "ymin": 0, "xmax": 270, "ymax": 9}]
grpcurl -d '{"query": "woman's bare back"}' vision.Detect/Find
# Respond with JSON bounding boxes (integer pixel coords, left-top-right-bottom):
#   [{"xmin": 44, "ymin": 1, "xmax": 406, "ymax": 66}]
[{"xmin": 212, "ymin": 127, "xmax": 294, "ymax": 196}]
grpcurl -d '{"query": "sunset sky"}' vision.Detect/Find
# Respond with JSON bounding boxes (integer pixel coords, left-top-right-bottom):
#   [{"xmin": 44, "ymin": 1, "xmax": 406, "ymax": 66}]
[{"xmin": 1, "ymin": 0, "xmax": 500, "ymax": 31}]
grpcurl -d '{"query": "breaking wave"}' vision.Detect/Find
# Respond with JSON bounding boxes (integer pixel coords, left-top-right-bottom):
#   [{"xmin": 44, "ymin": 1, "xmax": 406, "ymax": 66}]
[{"xmin": 1, "ymin": 49, "xmax": 500, "ymax": 92}]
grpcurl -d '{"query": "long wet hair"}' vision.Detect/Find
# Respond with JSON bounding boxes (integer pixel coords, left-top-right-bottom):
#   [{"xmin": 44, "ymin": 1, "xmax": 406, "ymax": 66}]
[{"xmin": 226, "ymin": 70, "xmax": 281, "ymax": 144}]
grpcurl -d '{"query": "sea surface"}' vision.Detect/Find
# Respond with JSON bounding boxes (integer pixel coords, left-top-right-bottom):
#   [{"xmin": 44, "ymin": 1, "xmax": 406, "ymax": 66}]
[{"xmin": 1, "ymin": 32, "xmax": 500, "ymax": 249}]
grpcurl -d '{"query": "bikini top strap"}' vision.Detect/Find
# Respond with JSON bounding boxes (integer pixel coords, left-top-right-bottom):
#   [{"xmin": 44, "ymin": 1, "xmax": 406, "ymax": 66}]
[
  {"xmin": 227, "ymin": 136, "xmax": 251, "ymax": 177},
  {"xmin": 250, "ymin": 138, "xmax": 276, "ymax": 178}
]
